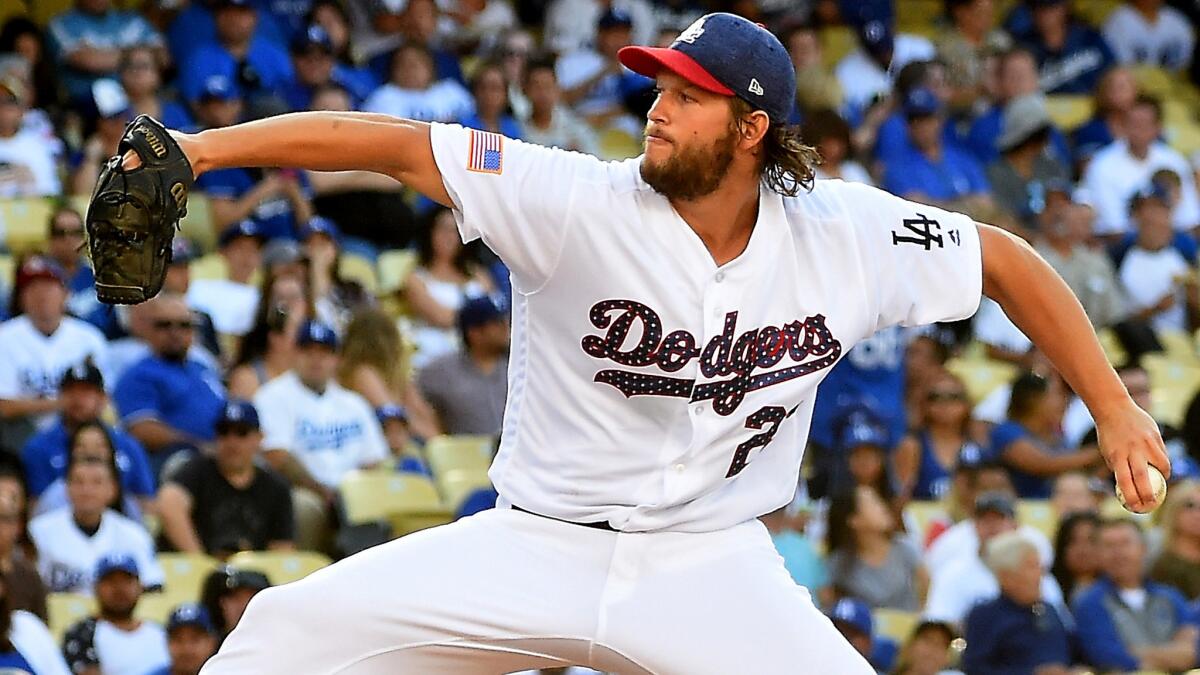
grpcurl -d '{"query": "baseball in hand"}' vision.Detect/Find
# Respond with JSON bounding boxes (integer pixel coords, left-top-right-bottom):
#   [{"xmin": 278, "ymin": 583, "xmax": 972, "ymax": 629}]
[{"xmin": 1116, "ymin": 465, "xmax": 1167, "ymax": 513}]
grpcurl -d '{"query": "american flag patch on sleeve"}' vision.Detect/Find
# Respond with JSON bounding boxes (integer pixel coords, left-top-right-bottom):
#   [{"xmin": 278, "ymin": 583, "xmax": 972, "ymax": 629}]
[{"xmin": 467, "ymin": 129, "xmax": 504, "ymax": 174}]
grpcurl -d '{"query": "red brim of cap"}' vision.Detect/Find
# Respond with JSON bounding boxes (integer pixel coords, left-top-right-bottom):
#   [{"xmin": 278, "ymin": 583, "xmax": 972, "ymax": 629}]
[{"xmin": 617, "ymin": 46, "xmax": 734, "ymax": 97}]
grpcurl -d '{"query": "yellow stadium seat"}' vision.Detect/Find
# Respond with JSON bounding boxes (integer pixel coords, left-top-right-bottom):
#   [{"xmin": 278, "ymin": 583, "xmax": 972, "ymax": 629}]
[
  {"xmin": 179, "ymin": 195, "xmax": 216, "ymax": 253},
  {"xmin": 378, "ymin": 249, "xmax": 419, "ymax": 294},
  {"xmin": 1131, "ymin": 66, "xmax": 1175, "ymax": 99},
  {"xmin": 1158, "ymin": 331, "xmax": 1199, "ymax": 364},
  {"xmin": 1167, "ymin": 122, "xmax": 1200, "ymax": 156},
  {"xmin": 1017, "ymin": 499, "xmax": 1058, "ymax": 541},
  {"xmin": 1097, "ymin": 328, "xmax": 1127, "ymax": 366},
  {"xmin": 896, "ymin": 0, "xmax": 942, "ymax": 38},
  {"xmin": 157, "ymin": 552, "xmax": 219, "ymax": 599},
  {"xmin": 0, "ymin": 254, "xmax": 12, "ymax": 288},
  {"xmin": 189, "ymin": 252, "xmax": 228, "ymax": 281},
  {"xmin": 1044, "ymin": 95, "xmax": 1094, "ymax": 132},
  {"xmin": 134, "ymin": 592, "xmax": 177, "ymax": 625},
  {"xmin": 424, "ymin": 434, "xmax": 494, "ymax": 477},
  {"xmin": 820, "ymin": 26, "xmax": 858, "ymax": 69},
  {"xmin": 0, "ymin": 197, "xmax": 55, "ymax": 254},
  {"xmin": 339, "ymin": 252, "xmax": 378, "ymax": 294},
  {"xmin": 437, "ymin": 467, "xmax": 494, "ymax": 513},
  {"xmin": 903, "ymin": 500, "xmax": 949, "ymax": 544},
  {"xmin": 47, "ymin": 593, "xmax": 96, "ymax": 642},
  {"xmin": 339, "ymin": 471, "xmax": 453, "ymax": 537},
  {"xmin": 598, "ymin": 128, "xmax": 642, "ymax": 161},
  {"xmin": 945, "ymin": 357, "xmax": 1018, "ymax": 404},
  {"xmin": 1071, "ymin": 0, "xmax": 1122, "ymax": 26},
  {"xmin": 873, "ymin": 608, "xmax": 919, "ymax": 643},
  {"xmin": 226, "ymin": 550, "xmax": 332, "ymax": 586}
]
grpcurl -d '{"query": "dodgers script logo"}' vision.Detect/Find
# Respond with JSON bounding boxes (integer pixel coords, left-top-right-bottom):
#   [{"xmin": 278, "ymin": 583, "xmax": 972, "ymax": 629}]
[{"xmin": 581, "ymin": 299, "xmax": 842, "ymax": 416}]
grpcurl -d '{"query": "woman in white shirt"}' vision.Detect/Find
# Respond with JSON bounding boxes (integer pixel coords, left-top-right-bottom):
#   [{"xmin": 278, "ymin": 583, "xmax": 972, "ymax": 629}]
[{"xmin": 363, "ymin": 43, "xmax": 473, "ymax": 123}]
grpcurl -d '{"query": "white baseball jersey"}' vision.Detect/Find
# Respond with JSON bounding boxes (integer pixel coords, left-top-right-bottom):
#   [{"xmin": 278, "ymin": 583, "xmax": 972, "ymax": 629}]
[
  {"xmin": 254, "ymin": 371, "xmax": 389, "ymax": 489},
  {"xmin": 428, "ymin": 123, "xmax": 983, "ymax": 533},
  {"xmin": 0, "ymin": 315, "xmax": 109, "ymax": 402},
  {"xmin": 28, "ymin": 508, "xmax": 165, "ymax": 593}
]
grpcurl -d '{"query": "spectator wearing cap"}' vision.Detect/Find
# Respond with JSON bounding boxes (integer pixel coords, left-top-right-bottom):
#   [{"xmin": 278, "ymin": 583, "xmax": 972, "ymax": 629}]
[
  {"xmin": 834, "ymin": 1, "xmax": 936, "ymax": 120},
  {"xmin": 1016, "ymin": 0, "xmax": 1114, "ymax": 95},
  {"xmin": 284, "ymin": 24, "xmax": 375, "ymax": 111},
  {"xmin": 1116, "ymin": 181, "xmax": 1200, "ymax": 332},
  {"xmin": 0, "ymin": 567, "xmax": 69, "ymax": 674},
  {"xmin": 924, "ymin": 491, "xmax": 1067, "ymax": 625},
  {"xmin": 0, "ymin": 75, "xmax": 61, "ymax": 197},
  {"xmin": 883, "ymin": 86, "xmax": 991, "ymax": 212},
  {"xmin": 986, "ymin": 93, "xmax": 1071, "ymax": 235},
  {"xmin": 1084, "ymin": 95, "xmax": 1200, "ymax": 236},
  {"xmin": 836, "ymin": 413, "xmax": 896, "ymax": 501},
  {"xmin": 825, "ymin": 485, "xmax": 927, "ymax": 611},
  {"xmin": 893, "ymin": 371, "xmax": 984, "ymax": 502},
  {"xmin": 29, "ymin": 447, "xmax": 164, "ymax": 593},
  {"xmin": 362, "ymin": 43, "xmax": 474, "ymax": 123},
  {"xmin": 43, "ymin": 206, "xmax": 99, "ymax": 322},
  {"xmin": 113, "ymin": 293, "xmax": 226, "ymax": 475},
  {"xmin": 418, "ymin": 296, "xmax": 510, "ymax": 436},
  {"xmin": 46, "ymin": 0, "xmax": 165, "ymax": 103},
  {"xmin": 199, "ymin": 566, "xmax": 270, "ymax": 644},
  {"xmin": 0, "ymin": 256, "xmax": 108, "ymax": 450},
  {"xmin": 70, "ymin": 77, "xmax": 136, "ymax": 195},
  {"xmin": 554, "ymin": 9, "xmax": 652, "ymax": 133},
  {"xmin": 1036, "ymin": 192, "xmax": 1129, "ymax": 330},
  {"xmin": 254, "ymin": 319, "xmax": 388, "ymax": 550},
  {"xmin": 826, "ymin": 597, "xmax": 900, "ymax": 674},
  {"xmin": 520, "ymin": 55, "xmax": 601, "ymax": 156},
  {"xmin": 21, "ymin": 362, "xmax": 154, "ymax": 514},
  {"xmin": 925, "ymin": 455, "xmax": 1016, "ymax": 547},
  {"xmin": 869, "ymin": 60, "xmax": 960, "ymax": 168},
  {"xmin": 148, "ymin": 603, "xmax": 218, "ymax": 675},
  {"xmin": 961, "ymin": 531, "xmax": 1076, "ymax": 674},
  {"xmin": 301, "ymin": 216, "xmax": 372, "ymax": 331},
  {"xmin": 158, "ymin": 400, "xmax": 294, "ymax": 557},
  {"xmin": 543, "ymin": 0, "xmax": 656, "ymax": 56},
  {"xmin": 179, "ymin": 0, "xmax": 295, "ymax": 112},
  {"xmin": 186, "ymin": 220, "xmax": 265, "ymax": 337},
  {"xmin": 192, "ymin": 74, "xmax": 244, "ymax": 132},
  {"xmin": 120, "ymin": 44, "xmax": 196, "ymax": 133},
  {"xmin": 962, "ymin": 47, "xmax": 1072, "ymax": 167},
  {"xmin": 1103, "ymin": 0, "xmax": 1194, "ymax": 73},
  {"xmin": 62, "ymin": 554, "xmax": 169, "ymax": 675},
  {"xmin": 1074, "ymin": 518, "xmax": 1200, "ymax": 672}
]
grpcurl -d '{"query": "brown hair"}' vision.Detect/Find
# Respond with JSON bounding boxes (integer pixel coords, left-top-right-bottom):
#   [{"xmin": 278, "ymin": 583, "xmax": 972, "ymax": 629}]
[
  {"xmin": 337, "ymin": 308, "xmax": 405, "ymax": 393},
  {"xmin": 730, "ymin": 98, "xmax": 821, "ymax": 197}
]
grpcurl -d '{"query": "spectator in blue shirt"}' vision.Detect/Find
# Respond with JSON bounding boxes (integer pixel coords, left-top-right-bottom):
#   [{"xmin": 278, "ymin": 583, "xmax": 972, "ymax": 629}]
[
  {"xmin": 179, "ymin": 0, "xmax": 295, "ymax": 117},
  {"xmin": 458, "ymin": 61, "xmax": 523, "ymax": 140},
  {"xmin": 962, "ymin": 530, "xmax": 1075, "ymax": 674},
  {"xmin": 1074, "ymin": 518, "xmax": 1199, "ymax": 672},
  {"xmin": 113, "ymin": 294, "xmax": 226, "ymax": 478},
  {"xmin": 147, "ymin": 603, "xmax": 219, "ymax": 675},
  {"xmin": 989, "ymin": 371, "xmax": 1101, "ymax": 499},
  {"xmin": 47, "ymin": 0, "xmax": 165, "ymax": 102},
  {"xmin": 872, "ymin": 60, "xmax": 961, "ymax": 166},
  {"xmin": 167, "ymin": 0, "xmax": 287, "ymax": 67},
  {"xmin": 1023, "ymin": 0, "xmax": 1116, "ymax": 94},
  {"xmin": 119, "ymin": 45, "xmax": 196, "ymax": 133},
  {"xmin": 963, "ymin": 47, "xmax": 1071, "ymax": 167},
  {"xmin": 21, "ymin": 362, "xmax": 154, "ymax": 514},
  {"xmin": 883, "ymin": 87, "xmax": 991, "ymax": 209},
  {"xmin": 283, "ymin": 24, "xmax": 375, "ymax": 111}
]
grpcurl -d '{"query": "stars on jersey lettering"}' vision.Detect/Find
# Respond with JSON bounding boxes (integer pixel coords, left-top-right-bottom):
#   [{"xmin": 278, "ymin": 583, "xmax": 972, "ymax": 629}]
[{"xmin": 891, "ymin": 213, "xmax": 960, "ymax": 250}]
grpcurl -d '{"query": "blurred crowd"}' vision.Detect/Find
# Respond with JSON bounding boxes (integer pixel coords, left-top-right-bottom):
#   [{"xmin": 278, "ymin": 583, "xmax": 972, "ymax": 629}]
[{"xmin": 1, "ymin": 0, "xmax": 1200, "ymax": 672}]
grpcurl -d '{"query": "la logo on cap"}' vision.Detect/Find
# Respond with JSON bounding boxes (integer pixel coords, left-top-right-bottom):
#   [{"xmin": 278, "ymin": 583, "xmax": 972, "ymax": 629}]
[{"xmin": 676, "ymin": 17, "xmax": 706, "ymax": 44}]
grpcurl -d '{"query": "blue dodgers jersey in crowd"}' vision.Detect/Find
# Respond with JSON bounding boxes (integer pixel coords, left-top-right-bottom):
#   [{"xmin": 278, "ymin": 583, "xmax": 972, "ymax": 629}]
[
  {"xmin": 196, "ymin": 168, "xmax": 313, "ymax": 240},
  {"xmin": 179, "ymin": 38, "xmax": 295, "ymax": 103},
  {"xmin": 883, "ymin": 144, "xmax": 991, "ymax": 203},
  {"xmin": 21, "ymin": 421, "xmax": 155, "ymax": 498},
  {"xmin": 113, "ymin": 356, "xmax": 225, "ymax": 442},
  {"xmin": 809, "ymin": 326, "xmax": 909, "ymax": 450},
  {"xmin": 1027, "ymin": 25, "xmax": 1116, "ymax": 95}
]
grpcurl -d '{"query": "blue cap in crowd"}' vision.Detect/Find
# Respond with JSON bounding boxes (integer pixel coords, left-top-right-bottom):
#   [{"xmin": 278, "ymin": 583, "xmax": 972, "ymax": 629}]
[
  {"xmin": 457, "ymin": 295, "xmax": 507, "ymax": 333},
  {"xmin": 167, "ymin": 603, "xmax": 216, "ymax": 635},
  {"xmin": 377, "ymin": 404, "xmax": 409, "ymax": 424},
  {"xmin": 297, "ymin": 319, "xmax": 340, "ymax": 350},
  {"xmin": 956, "ymin": 443, "xmax": 988, "ymax": 471},
  {"xmin": 301, "ymin": 215, "xmax": 340, "ymax": 242},
  {"xmin": 95, "ymin": 554, "xmax": 139, "ymax": 581},
  {"xmin": 598, "ymin": 8, "xmax": 634, "ymax": 30},
  {"xmin": 840, "ymin": 418, "xmax": 889, "ymax": 452},
  {"xmin": 293, "ymin": 24, "xmax": 334, "ymax": 54},
  {"xmin": 170, "ymin": 237, "xmax": 197, "ymax": 266},
  {"xmin": 828, "ymin": 598, "xmax": 874, "ymax": 637},
  {"xmin": 217, "ymin": 400, "xmax": 260, "ymax": 432},
  {"xmin": 618, "ymin": 13, "xmax": 796, "ymax": 123},
  {"xmin": 199, "ymin": 74, "xmax": 242, "ymax": 102},
  {"xmin": 60, "ymin": 361, "xmax": 105, "ymax": 390},
  {"xmin": 903, "ymin": 87, "xmax": 942, "ymax": 118},
  {"xmin": 1129, "ymin": 181, "xmax": 1173, "ymax": 213},
  {"xmin": 218, "ymin": 220, "xmax": 264, "ymax": 248}
]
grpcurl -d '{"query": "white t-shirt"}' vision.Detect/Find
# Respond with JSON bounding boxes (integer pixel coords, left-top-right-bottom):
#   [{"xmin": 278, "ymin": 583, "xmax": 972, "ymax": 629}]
[
  {"xmin": 1103, "ymin": 5, "xmax": 1195, "ymax": 71},
  {"xmin": 28, "ymin": 508, "xmax": 165, "ymax": 593},
  {"xmin": 0, "ymin": 129, "xmax": 62, "ymax": 197},
  {"xmin": 973, "ymin": 297, "xmax": 1032, "ymax": 354},
  {"xmin": 925, "ymin": 519, "xmax": 1054, "ymax": 577},
  {"xmin": 0, "ymin": 315, "xmax": 109, "ymax": 406},
  {"xmin": 835, "ymin": 34, "xmax": 937, "ymax": 113},
  {"xmin": 1118, "ymin": 245, "xmax": 1191, "ymax": 333},
  {"xmin": 186, "ymin": 279, "xmax": 260, "ymax": 336},
  {"xmin": 1082, "ymin": 140, "xmax": 1200, "ymax": 235},
  {"xmin": 254, "ymin": 371, "xmax": 389, "ymax": 489},
  {"xmin": 10, "ymin": 610, "xmax": 71, "ymax": 675},
  {"xmin": 428, "ymin": 123, "xmax": 983, "ymax": 532},
  {"xmin": 924, "ymin": 551, "xmax": 1065, "ymax": 625},
  {"xmin": 94, "ymin": 620, "xmax": 169, "ymax": 675},
  {"xmin": 363, "ymin": 81, "xmax": 475, "ymax": 123}
]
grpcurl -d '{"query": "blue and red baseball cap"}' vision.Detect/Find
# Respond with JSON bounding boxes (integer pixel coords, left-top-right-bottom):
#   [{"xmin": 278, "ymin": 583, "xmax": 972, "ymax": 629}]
[{"xmin": 617, "ymin": 13, "xmax": 796, "ymax": 123}]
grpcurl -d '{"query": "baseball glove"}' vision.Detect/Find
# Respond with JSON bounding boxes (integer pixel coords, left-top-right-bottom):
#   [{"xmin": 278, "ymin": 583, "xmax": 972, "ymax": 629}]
[{"xmin": 86, "ymin": 114, "xmax": 194, "ymax": 304}]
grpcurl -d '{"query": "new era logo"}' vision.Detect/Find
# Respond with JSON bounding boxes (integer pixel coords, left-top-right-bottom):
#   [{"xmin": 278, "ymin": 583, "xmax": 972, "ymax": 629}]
[{"xmin": 748, "ymin": 78, "xmax": 764, "ymax": 96}]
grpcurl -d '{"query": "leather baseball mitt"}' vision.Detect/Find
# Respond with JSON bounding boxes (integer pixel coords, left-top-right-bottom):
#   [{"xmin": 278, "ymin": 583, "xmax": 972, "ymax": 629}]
[{"xmin": 86, "ymin": 114, "xmax": 194, "ymax": 304}]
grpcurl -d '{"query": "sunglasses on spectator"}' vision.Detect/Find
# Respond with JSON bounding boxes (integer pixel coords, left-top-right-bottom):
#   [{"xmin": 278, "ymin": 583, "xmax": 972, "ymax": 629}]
[
  {"xmin": 217, "ymin": 425, "xmax": 257, "ymax": 437},
  {"xmin": 51, "ymin": 227, "xmax": 84, "ymax": 238},
  {"xmin": 154, "ymin": 319, "xmax": 194, "ymax": 331},
  {"xmin": 1180, "ymin": 499, "xmax": 1200, "ymax": 511},
  {"xmin": 927, "ymin": 390, "xmax": 967, "ymax": 402}
]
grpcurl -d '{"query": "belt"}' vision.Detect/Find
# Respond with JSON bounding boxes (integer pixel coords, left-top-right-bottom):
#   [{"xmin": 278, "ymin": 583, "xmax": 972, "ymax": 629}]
[{"xmin": 511, "ymin": 505, "xmax": 618, "ymax": 532}]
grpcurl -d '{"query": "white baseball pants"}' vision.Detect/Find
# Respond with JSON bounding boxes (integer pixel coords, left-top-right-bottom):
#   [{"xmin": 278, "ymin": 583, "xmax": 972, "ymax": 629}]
[{"xmin": 200, "ymin": 508, "xmax": 872, "ymax": 674}]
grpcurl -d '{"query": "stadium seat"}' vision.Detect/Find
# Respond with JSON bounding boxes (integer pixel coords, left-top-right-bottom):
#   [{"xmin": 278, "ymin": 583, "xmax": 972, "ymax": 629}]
[
  {"xmin": 598, "ymin": 128, "xmax": 642, "ymax": 161},
  {"xmin": 179, "ymin": 195, "xmax": 216, "ymax": 253},
  {"xmin": 1071, "ymin": 0, "xmax": 1122, "ymax": 26},
  {"xmin": 424, "ymin": 434, "xmax": 495, "ymax": 477},
  {"xmin": 1158, "ymin": 331, "xmax": 1198, "ymax": 365},
  {"xmin": 134, "ymin": 592, "xmax": 178, "ymax": 625},
  {"xmin": 1131, "ymin": 66, "xmax": 1175, "ymax": 99},
  {"xmin": 1097, "ymin": 328, "xmax": 1127, "ymax": 366},
  {"xmin": 1016, "ymin": 499, "xmax": 1058, "ymax": 541},
  {"xmin": 945, "ymin": 356, "xmax": 1017, "ymax": 404},
  {"xmin": 339, "ymin": 471, "xmax": 453, "ymax": 537},
  {"xmin": 0, "ymin": 197, "xmax": 54, "ymax": 254},
  {"xmin": 339, "ymin": 252, "xmax": 379, "ymax": 294},
  {"xmin": 1044, "ymin": 95, "xmax": 1094, "ymax": 132},
  {"xmin": 226, "ymin": 550, "xmax": 332, "ymax": 586},
  {"xmin": 872, "ymin": 608, "xmax": 918, "ymax": 644},
  {"xmin": 0, "ymin": 254, "xmax": 12, "ymax": 288},
  {"xmin": 438, "ymin": 467, "xmax": 495, "ymax": 513},
  {"xmin": 377, "ymin": 249, "xmax": 419, "ymax": 294},
  {"xmin": 820, "ymin": 26, "xmax": 857, "ymax": 69},
  {"xmin": 47, "ymin": 593, "xmax": 96, "ymax": 642},
  {"xmin": 189, "ymin": 252, "xmax": 228, "ymax": 281},
  {"xmin": 903, "ymin": 500, "xmax": 948, "ymax": 545},
  {"xmin": 157, "ymin": 552, "xmax": 219, "ymax": 599}
]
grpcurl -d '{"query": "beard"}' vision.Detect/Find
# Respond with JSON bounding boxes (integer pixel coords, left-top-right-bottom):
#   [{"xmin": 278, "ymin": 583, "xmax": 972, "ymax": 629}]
[{"xmin": 640, "ymin": 124, "xmax": 739, "ymax": 201}]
